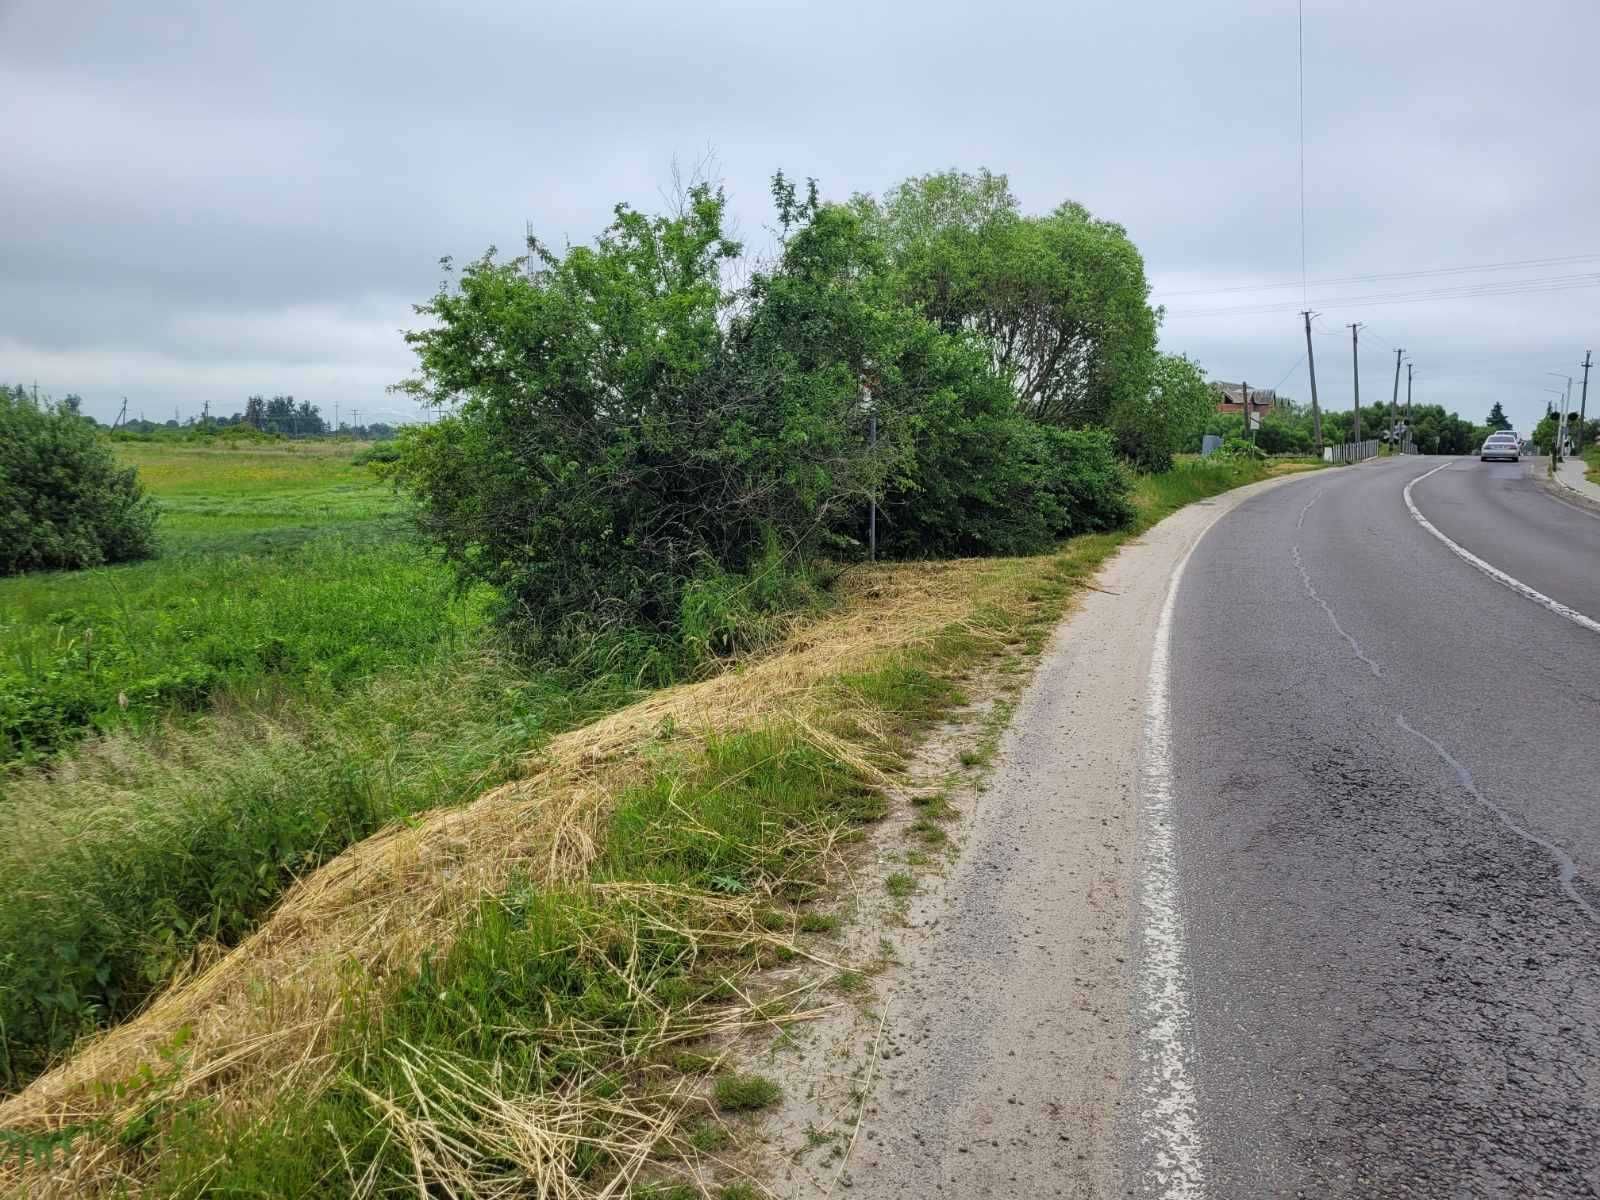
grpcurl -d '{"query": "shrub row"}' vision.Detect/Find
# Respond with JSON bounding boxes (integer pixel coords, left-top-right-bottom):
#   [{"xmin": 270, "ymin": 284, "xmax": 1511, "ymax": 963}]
[{"xmin": 391, "ymin": 172, "xmax": 1151, "ymax": 665}]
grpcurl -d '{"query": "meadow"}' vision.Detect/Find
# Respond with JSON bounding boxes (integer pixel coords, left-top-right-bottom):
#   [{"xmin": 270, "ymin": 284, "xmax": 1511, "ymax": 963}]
[
  {"xmin": 0, "ymin": 441, "xmax": 458, "ymax": 763},
  {"xmin": 0, "ymin": 441, "xmax": 627, "ymax": 1087}
]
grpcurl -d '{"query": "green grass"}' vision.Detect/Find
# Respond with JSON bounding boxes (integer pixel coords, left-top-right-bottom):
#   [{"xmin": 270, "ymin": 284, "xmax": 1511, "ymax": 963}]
[
  {"xmin": 1583, "ymin": 444, "xmax": 1599, "ymax": 485},
  {"xmin": 134, "ymin": 729, "xmax": 871, "ymax": 1196},
  {"xmin": 0, "ymin": 441, "xmax": 448, "ymax": 764},
  {"xmin": 712, "ymin": 1074, "xmax": 783, "ymax": 1113},
  {"xmin": 0, "ymin": 442, "xmax": 642, "ymax": 1090},
  {"xmin": 1128, "ymin": 455, "xmax": 1294, "ymax": 528}
]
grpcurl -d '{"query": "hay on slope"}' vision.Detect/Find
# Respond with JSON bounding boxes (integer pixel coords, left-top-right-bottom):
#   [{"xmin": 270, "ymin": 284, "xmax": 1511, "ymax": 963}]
[{"xmin": 1, "ymin": 557, "xmax": 1017, "ymax": 1194}]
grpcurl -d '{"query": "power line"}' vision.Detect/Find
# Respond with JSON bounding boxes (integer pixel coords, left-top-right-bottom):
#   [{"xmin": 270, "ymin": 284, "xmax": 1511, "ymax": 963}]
[
  {"xmin": 1298, "ymin": 0, "xmax": 1307, "ymax": 309},
  {"xmin": 1270, "ymin": 352, "xmax": 1307, "ymax": 393},
  {"xmin": 1154, "ymin": 252, "xmax": 1600, "ymax": 300},
  {"xmin": 1165, "ymin": 271, "xmax": 1600, "ymax": 318}
]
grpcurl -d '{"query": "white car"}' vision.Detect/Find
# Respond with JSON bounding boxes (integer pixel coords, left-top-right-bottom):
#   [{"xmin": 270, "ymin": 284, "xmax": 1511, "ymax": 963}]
[{"xmin": 1480, "ymin": 433, "xmax": 1520, "ymax": 462}]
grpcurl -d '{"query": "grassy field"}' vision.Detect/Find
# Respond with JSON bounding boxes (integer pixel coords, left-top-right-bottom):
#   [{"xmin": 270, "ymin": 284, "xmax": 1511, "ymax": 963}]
[
  {"xmin": 0, "ymin": 453, "xmax": 1309, "ymax": 1197},
  {"xmin": 0, "ymin": 441, "xmax": 633, "ymax": 1089},
  {"xmin": 0, "ymin": 441, "xmax": 458, "ymax": 764}
]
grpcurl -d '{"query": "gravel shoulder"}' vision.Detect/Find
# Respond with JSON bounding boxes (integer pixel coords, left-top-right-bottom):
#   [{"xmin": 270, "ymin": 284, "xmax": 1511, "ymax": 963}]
[{"xmin": 752, "ymin": 470, "xmax": 1320, "ymax": 1200}]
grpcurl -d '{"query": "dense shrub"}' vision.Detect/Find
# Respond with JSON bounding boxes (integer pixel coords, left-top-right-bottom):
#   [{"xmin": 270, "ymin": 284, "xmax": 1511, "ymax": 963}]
[
  {"xmin": 1110, "ymin": 353, "xmax": 1216, "ymax": 471},
  {"xmin": 877, "ymin": 400, "xmax": 1132, "ymax": 556},
  {"xmin": 1, "ymin": 387, "xmax": 158, "ymax": 574},
  {"xmin": 393, "ymin": 175, "xmax": 1148, "ymax": 661},
  {"xmin": 351, "ymin": 440, "xmax": 402, "ymax": 466}
]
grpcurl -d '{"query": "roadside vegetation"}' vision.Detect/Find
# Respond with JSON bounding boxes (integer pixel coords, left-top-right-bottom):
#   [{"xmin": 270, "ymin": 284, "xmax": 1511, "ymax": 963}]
[
  {"xmin": 0, "ymin": 454, "xmax": 1302, "ymax": 1197},
  {"xmin": 0, "ymin": 441, "xmax": 639, "ymax": 1088},
  {"xmin": 1, "ymin": 165, "xmax": 1321, "ymax": 1194},
  {"xmin": 1201, "ymin": 396, "xmax": 1500, "ymax": 456}
]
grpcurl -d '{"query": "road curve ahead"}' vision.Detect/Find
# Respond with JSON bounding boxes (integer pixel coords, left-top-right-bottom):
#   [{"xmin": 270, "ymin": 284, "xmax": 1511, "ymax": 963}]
[{"xmin": 1134, "ymin": 456, "xmax": 1600, "ymax": 1198}]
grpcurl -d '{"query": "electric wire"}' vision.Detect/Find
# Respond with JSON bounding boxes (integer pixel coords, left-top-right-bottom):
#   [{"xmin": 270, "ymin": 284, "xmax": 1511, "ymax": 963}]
[
  {"xmin": 1165, "ymin": 272, "xmax": 1600, "ymax": 319},
  {"xmin": 1155, "ymin": 252, "xmax": 1600, "ymax": 300}
]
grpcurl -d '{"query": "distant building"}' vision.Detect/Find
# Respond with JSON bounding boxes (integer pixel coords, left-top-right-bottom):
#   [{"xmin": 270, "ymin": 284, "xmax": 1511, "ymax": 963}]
[{"xmin": 1213, "ymin": 382, "xmax": 1284, "ymax": 428}]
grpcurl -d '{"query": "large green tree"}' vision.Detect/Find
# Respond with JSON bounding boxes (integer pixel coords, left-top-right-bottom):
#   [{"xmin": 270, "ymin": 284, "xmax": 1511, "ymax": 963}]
[
  {"xmin": 865, "ymin": 169, "xmax": 1159, "ymax": 429},
  {"xmin": 1485, "ymin": 401, "xmax": 1512, "ymax": 431}
]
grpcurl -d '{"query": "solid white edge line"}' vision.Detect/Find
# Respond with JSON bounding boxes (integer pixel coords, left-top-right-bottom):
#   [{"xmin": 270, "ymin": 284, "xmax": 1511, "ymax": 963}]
[
  {"xmin": 1136, "ymin": 527, "xmax": 1210, "ymax": 1199},
  {"xmin": 1403, "ymin": 461, "xmax": 1600, "ymax": 637}
]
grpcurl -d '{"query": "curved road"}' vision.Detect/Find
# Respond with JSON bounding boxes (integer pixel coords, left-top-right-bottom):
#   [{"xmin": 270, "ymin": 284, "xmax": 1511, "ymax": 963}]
[{"xmin": 1146, "ymin": 456, "xmax": 1600, "ymax": 1197}]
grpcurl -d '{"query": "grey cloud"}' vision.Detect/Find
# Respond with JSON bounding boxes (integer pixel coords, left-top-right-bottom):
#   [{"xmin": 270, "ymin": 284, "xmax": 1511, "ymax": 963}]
[{"xmin": 3, "ymin": 0, "xmax": 1597, "ymax": 434}]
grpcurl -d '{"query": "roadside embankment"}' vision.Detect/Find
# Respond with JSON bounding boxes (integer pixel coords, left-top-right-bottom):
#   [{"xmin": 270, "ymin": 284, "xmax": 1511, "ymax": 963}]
[{"xmin": 0, "ymin": 457, "xmax": 1317, "ymax": 1200}]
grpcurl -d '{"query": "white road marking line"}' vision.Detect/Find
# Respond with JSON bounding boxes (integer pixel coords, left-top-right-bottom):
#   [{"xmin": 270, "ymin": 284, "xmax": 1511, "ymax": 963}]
[
  {"xmin": 1403, "ymin": 461, "xmax": 1600, "ymax": 637},
  {"xmin": 1136, "ymin": 532, "xmax": 1209, "ymax": 1199}
]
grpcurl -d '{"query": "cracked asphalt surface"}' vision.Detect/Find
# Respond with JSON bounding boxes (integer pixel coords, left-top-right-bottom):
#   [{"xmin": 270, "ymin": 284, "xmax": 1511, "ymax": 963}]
[{"xmin": 1164, "ymin": 456, "xmax": 1600, "ymax": 1198}]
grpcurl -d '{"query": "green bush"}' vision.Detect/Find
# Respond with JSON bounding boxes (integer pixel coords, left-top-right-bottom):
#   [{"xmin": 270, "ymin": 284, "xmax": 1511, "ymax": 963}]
[
  {"xmin": 1219, "ymin": 436, "xmax": 1267, "ymax": 459},
  {"xmin": 350, "ymin": 440, "xmax": 401, "ymax": 466},
  {"xmin": 879, "ymin": 413, "xmax": 1132, "ymax": 557},
  {"xmin": 1110, "ymin": 354, "xmax": 1216, "ymax": 472},
  {"xmin": 392, "ymin": 176, "xmax": 1145, "ymax": 662},
  {"xmin": 1, "ymin": 387, "xmax": 158, "ymax": 574}
]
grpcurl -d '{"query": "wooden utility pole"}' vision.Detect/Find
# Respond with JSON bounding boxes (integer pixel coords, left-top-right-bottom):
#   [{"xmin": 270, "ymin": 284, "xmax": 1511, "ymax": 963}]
[
  {"xmin": 1243, "ymin": 381, "xmax": 1254, "ymax": 445},
  {"xmin": 1348, "ymin": 324, "xmax": 1363, "ymax": 446},
  {"xmin": 1302, "ymin": 311, "xmax": 1323, "ymax": 453},
  {"xmin": 1406, "ymin": 362, "xmax": 1413, "ymax": 424},
  {"xmin": 1579, "ymin": 351, "xmax": 1592, "ymax": 454},
  {"xmin": 1389, "ymin": 347, "xmax": 1404, "ymax": 451}
]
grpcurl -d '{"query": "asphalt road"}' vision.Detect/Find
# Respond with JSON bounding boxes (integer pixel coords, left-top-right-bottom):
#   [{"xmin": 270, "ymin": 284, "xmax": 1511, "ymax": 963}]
[{"xmin": 1148, "ymin": 456, "xmax": 1600, "ymax": 1197}]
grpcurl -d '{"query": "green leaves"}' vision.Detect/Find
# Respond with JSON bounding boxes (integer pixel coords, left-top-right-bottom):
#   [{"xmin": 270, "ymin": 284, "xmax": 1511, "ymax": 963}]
[
  {"xmin": 0, "ymin": 386, "xmax": 158, "ymax": 575},
  {"xmin": 391, "ymin": 171, "xmax": 1148, "ymax": 667},
  {"xmin": 868, "ymin": 170, "xmax": 1159, "ymax": 429}
]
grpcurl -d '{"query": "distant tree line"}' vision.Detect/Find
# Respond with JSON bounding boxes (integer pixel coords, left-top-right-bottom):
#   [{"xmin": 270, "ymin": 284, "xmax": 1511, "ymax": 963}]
[
  {"xmin": 1200, "ymin": 396, "xmax": 1524, "ymax": 457},
  {"xmin": 4, "ymin": 383, "xmax": 399, "ymax": 442}
]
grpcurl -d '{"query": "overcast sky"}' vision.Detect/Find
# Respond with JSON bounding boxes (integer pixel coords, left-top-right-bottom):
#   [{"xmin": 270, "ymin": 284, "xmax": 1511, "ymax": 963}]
[{"xmin": 5, "ymin": 0, "xmax": 1598, "ymax": 434}]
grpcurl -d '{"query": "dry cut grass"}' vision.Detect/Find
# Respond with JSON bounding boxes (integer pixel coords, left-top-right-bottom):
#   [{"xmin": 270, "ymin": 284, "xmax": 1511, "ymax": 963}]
[{"xmin": 0, "ymin": 555, "xmax": 1031, "ymax": 1196}]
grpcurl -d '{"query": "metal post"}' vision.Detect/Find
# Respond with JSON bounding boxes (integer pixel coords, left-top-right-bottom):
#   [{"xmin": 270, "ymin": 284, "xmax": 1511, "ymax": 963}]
[
  {"xmin": 867, "ymin": 412, "xmax": 878, "ymax": 562},
  {"xmin": 1302, "ymin": 311, "xmax": 1322, "ymax": 453}
]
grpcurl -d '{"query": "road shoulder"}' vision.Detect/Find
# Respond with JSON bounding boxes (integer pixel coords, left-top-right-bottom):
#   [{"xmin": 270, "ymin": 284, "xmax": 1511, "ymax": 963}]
[{"xmin": 751, "ymin": 468, "xmax": 1324, "ymax": 1199}]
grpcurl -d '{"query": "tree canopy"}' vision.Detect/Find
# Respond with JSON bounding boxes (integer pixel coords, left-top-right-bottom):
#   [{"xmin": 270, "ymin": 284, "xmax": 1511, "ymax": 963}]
[
  {"xmin": 391, "ymin": 174, "xmax": 1138, "ymax": 667},
  {"xmin": 864, "ymin": 169, "xmax": 1158, "ymax": 429}
]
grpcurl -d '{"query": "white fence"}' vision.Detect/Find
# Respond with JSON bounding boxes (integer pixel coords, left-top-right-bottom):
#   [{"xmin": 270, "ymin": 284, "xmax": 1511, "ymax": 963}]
[{"xmin": 1323, "ymin": 439, "xmax": 1380, "ymax": 463}]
